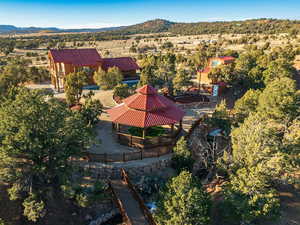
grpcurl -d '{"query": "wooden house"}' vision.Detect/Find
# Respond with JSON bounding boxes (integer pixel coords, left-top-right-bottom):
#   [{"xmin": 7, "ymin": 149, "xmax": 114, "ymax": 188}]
[{"xmin": 48, "ymin": 49, "xmax": 140, "ymax": 91}]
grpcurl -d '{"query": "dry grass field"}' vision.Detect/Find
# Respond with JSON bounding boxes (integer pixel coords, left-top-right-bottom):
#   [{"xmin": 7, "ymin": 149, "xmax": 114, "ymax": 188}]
[{"xmin": 6, "ymin": 32, "xmax": 299, "ymax": 69}]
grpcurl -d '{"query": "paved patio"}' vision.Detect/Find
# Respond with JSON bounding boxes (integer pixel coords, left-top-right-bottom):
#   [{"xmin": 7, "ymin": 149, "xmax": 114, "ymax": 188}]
[{"xmin": 88, "ymin": 112, "xmax": 138, "ymax": 154}]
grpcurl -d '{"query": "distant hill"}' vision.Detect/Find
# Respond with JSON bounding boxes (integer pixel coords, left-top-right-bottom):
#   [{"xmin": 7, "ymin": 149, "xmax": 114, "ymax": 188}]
[
  {"xmin": 0, "ymin": 25, "xmax": 19, "ymax": 33},
  {"xmin": 119, "ymin": 19, "xmax": 174, "ymax": 34},
  {"xmin": 0, "ymin": 25, "xmax": 61, "ymax": 34},
  {"xmin": 0, "ymin": 25, "xmax": 123, "ymax": 34},
  {"xmin": 1, "ymin": 18, "xmax": 299, "ymax": 35},
  {"xmin": 169, "ymin": 19, "xmax": 300, "ymax": 35}
]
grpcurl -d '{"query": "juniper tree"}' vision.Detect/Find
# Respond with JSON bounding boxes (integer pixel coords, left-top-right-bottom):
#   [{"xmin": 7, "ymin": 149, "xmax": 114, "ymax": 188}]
[
  {"xmin": 93, "ymin": 66, "xmax": 123, "ymax": 90},
  {"xmin": 173, "ymin": 69, "xmax": 192, "ymax": 94},
  {"xmin": 0, "ymin": 88, "xmax": 93, "ymax": 221},
  {"xmin": 172, "ymin": 137, "xmax": 194, "ymax": 173},
  {"xmin": 64, "ymin": 71, "xmax": 88, "ymax": 105},
  {"xmin": 257, "ymin": 77, "xmax": 298, "ymax": 122},
  {"xmin": 155, "ymin": 171, "xmax": 211, "ymax": 225},
  {"xmin": 233, "ymin": 88, "xmax": 261, "ymax": 123}
]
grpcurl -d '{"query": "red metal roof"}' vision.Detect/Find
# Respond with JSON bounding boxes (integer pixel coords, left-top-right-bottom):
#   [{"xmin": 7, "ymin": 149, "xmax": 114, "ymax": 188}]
[
  {"xmin": 218, "ymin": 56, "xmax": 235, "ymax": 61},
  {"xmin": 107, "ymin": 85, "xmax": 185, "ymax": 128},
  {"xmin": 49, "ymin": 49, "xmax": 102, "ymax": 66},
  {"xmin": 136, "ymin": 85, "xmax": 157, "ymax": 95},
  {"xmin": 102, "ymin": 57, "xmax": 140, "ymax": 72}
]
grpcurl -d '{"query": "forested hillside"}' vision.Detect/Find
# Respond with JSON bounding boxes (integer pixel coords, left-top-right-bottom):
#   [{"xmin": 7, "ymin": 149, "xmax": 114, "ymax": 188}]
[
  {"xmin": 112, "ymin": 18, "xmax": 300, "ymax": 35},
  {"xmin": 169, "ymin": 19, "xmax": 300, "ymax": 35},
  {"xmin": 1, "ymin": 18, "xmax": 299, "ymax": 36}
]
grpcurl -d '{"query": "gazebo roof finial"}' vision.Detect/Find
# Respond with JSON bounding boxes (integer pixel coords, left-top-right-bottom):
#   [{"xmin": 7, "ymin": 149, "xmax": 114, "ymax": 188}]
[{"xmin": 136, "ymin": 85, "xmax": 157, "ymax": 95}]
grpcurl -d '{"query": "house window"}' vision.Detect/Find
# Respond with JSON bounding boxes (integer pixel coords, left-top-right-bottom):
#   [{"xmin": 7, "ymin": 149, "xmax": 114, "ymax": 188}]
[
  {"xmin": 56, "ymin": 63, "xmax": 65, "ymax": 74},
  {"xmin": 60, "ymin": 63, "xmax": 65, "ymax": 73},
  {"xmin": 211, "ymin": 60, "xmax": 221, "ymax": 68}
]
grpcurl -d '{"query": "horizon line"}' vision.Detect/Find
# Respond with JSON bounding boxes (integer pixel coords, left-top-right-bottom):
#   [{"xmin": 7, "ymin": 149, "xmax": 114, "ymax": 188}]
[{"xmin": 2, "ymin": 17, "xmax": 300, "ymax": 30}]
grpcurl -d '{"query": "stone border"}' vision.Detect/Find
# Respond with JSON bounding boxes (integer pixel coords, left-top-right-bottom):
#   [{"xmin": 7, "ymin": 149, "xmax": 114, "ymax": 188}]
[{"xmin": 79, "ymin": 154, "xmax": 172, "ymax": 179}]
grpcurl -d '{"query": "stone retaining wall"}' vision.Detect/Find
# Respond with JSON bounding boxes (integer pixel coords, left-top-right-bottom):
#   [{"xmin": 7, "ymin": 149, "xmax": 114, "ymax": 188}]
[
  {"xmin": 177, "ymin": 102, "xmax": 211, "ymax": 110},
  {"xmin": 78, "ymin": 155, "xmax": 172, "ymax": 179}
]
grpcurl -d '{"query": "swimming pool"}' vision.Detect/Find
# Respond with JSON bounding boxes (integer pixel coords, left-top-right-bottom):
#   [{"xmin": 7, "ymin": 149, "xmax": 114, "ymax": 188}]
[
  {"xmin": 122, "ymin": 79, "xmax": 139, "ymax": 87},
  {"xmin": 83, "ymin": 85, "xmax": 100, "ymax": 90}
]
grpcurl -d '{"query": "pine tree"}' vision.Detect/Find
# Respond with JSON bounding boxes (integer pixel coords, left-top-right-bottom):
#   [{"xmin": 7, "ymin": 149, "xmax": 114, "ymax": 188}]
[
  {"xmin": 93, "ymin": 66, "xmax": 123, "ymax": 90},
  {"xmin": 155, "ymin": 171, "xmax": 211, "ymax": 225},
  {"xmin": 257, "ymin": 77, "xmax": 298, "ymax": 121},
  {"xmin": 0, "ymin": 88, "xmax": 93, "ymax": 221},
  {"xmin": 233, "ymin": 89, "xmax": 261, "ymax": 123},
  {"xmin": 64, "ymin": 71, "xmax": 88, "ymax": 105},
  {"xmin": 172, "ymin": 137, "xmax": 194, "ymax": 173}
]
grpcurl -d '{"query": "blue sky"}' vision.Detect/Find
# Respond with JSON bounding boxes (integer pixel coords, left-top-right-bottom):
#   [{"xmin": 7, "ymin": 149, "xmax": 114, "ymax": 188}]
[{"xmin": 0, "ymin": 0, "xmax": 299, "ymax": 28}]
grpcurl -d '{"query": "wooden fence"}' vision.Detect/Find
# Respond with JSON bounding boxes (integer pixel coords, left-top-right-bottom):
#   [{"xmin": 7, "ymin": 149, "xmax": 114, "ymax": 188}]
[
  {"xmin": 117, "ymin": 132, "xmax": 178, "ymax": 149},
  {"xmin": 116, "ymin": 126, "xmax": 181, "ymax": 150},
  {"xmin": 87, "ymin": 146, "xmax": 172, "ymax": 163},
  {"xmin": 121, "ymin": 168, "xmax": 157, "ymax": 225},
  {"xmin": 108, "ymin": 181, "xmax": 133, "ymax": 225}
]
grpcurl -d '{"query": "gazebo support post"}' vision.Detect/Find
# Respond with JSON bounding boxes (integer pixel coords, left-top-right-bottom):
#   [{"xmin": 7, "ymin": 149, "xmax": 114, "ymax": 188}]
[
  {"xmin": 171, "ymin": 124, "xmax": 174, "ymax": 136},
  {"xmin": 142, "ymin": 128, "xmax": 147, "ymax": 148},
  {"xmin": 179, "ymin": 120, "xmax": 182, "ymax": 130},
  {"xmin": 117, "ymin": 123, "xmax": 120, "ymax": 141},
  {"xmin": 142, "ymin": 128, "xmax": 146, "ymax": 139}
]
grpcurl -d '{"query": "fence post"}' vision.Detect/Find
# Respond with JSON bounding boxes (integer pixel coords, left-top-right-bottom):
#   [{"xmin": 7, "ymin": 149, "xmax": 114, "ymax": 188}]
[
  {"xmin": 123, "ymin": 152, "xmax": 126, "ymax": 162},
  {"xmin": 105, "ymin": 153, "xmax": 107, "ymax": 163},
  {"xmin": 141, "ymin": 150, "xmax": 143, "ymax": 160},
  {"xmin": 130, "ymin": 135, "xmax": 133, "ymax": 146}
]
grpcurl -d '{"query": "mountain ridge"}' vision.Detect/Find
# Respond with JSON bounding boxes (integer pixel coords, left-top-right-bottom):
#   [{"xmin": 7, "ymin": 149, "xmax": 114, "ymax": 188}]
[
  {"xmin": 0, "ymin": 24, "xmax": 125, "ymax": 34},
  {"xmin": 1, "ymin": 18, "xmax": 299, "ymax": 35}
]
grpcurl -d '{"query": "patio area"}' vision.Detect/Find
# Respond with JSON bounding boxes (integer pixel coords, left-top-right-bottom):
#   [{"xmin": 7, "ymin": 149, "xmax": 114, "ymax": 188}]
[{"xmin": 88, "ymin": 112, "xmax": 137, "ymax": 155}]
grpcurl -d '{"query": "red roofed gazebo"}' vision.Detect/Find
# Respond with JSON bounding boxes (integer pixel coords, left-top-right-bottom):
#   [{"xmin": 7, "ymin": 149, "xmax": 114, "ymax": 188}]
[{"xmin": 107, "ymin": 85, "xmax": 185, "ymax": 148}]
